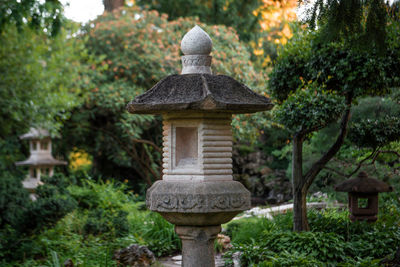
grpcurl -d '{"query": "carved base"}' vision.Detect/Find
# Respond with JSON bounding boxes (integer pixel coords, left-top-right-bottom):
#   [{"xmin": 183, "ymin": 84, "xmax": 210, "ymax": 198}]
[{"xmin": 146, "ymin": 180, "xmax": 250, "ymax": 226}]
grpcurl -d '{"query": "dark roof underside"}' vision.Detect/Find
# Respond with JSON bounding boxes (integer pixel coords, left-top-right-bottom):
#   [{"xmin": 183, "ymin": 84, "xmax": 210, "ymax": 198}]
[{"xmin": 127, "ymin": 74, "xmax": 273, "ymax": 114}]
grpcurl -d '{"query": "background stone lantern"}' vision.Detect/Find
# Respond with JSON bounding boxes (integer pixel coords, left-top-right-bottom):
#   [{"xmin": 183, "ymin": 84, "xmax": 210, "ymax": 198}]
[
  {"xmin": 335, "ymin": 171, "xmax": 393, "ymax": 222},
  {"xmin": 127, "ymin": 25, "xmax": 272, "ymax": 266},
  {"xmin": 15, "ymin": 128, "xmax": 67, "ymax": 200}
]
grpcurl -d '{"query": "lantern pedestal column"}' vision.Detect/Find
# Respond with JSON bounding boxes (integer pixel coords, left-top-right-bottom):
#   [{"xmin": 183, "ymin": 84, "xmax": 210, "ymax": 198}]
[
  {"xmin": 146, "ymin": 180, "xmax": 250, "ymax": 267},
  {"xmin": 176, "ymin": 225, "xmax": 221, "ymax": 267}
]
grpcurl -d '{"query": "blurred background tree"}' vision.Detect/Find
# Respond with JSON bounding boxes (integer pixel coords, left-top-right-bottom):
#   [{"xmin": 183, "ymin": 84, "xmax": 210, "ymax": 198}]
[{"xmin": 0, "ymin": 0, "xmax": 64, "ymax": 36}]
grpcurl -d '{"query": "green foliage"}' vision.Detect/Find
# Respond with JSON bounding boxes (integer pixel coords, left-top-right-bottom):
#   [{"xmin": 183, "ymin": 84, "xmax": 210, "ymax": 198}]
[
  {"xmin": 300, "ymin": 0, "xmax": 393, "ymax": 52},
  {"xmin": 275, "ymin": 83, "xmax": 345, "ymax": 134},
  {"xmin": 256, "ymin": 251, "xmax": 323, "ymax": 267},
  {"xmin": 349, "ymin": 116, "xmax": 400, "ymax": 149},
  {"xmin": 0, "ymin": 173, "xmax": 30, "ymax": 230},
  {"xmin": 2, "ymin": 178, "xmax": 179, "ymax": 266},
  {"xmin": 139, "ymin": 213, "xmax": 180, "ymax": 257},
  {"xmin": 69, "ymin": 179, "xmax": 179, "ymax": 256},
  {"xmin": 348, "ymin": 96, "xmax": 400, "ymax": 149},
  {"xmin": 136, "ymin": 0, "xmax": 262, "ymax": 42},
  {"xmin": 226, "ymin": 217, "xmax": 276, "ymax": 244},
  {"xmin": 268, "ymin": 16, "xmax": 399, "ymax": 231},
  {"xmin": 226, "ymin": 203, "xmax": 400, "ymax": 266},
  {"xmin": 0, "ymin": 173, "xmax": 77, "ymax": 260},
  {"xmin": 0, "ymin": 23, "xmax": 89, "ymax": 138},
  {"xmin": 83, "ymin": 209, "xmax": 129, "ymax": 237},
  {"xmin": 267, "ymin": 31, "xmax": 312, "ymax": 103},
  {"xmin": 0, "ymin": 0, "xmax": 64, "ymax": 36}
]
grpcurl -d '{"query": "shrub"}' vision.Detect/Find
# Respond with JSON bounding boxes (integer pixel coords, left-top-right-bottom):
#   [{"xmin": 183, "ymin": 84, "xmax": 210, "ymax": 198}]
[
  {"xmin": 83, "ymin": 208, "xmax": 129, "ymax": 237},
  {"xmin": 0, "ymin": 173, "xmax": 77, "ymax": 260},
  {"xmin": 226, "ymin": 217, "xmax": 276, "ymax": 244},
  {"xmin": 140, "ymin": 212, "xmax": 180, "ymax": 257},
  {"xmin": 227, "ymin": 206, "xmax": 400, "ymax": 266}
]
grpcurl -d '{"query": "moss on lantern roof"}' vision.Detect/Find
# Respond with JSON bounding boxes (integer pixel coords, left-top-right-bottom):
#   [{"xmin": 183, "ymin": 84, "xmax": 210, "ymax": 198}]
[
  {"xmin": 335, "ymin": 171, "xmax": 393, "ymax": 193},
  {"xmin": 127, "ymin": 74, "xmax": 273, "ymax": 114}
]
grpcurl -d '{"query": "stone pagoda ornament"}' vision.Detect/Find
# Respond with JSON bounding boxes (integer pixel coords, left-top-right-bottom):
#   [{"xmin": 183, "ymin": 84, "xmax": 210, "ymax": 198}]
[
  {"xmin": 127, "ymin": 26, "xmax": 272, "ymax": 267},
  {"xmin": 15, "ymin": 128, "xmax": 67, "ymax": 200},
  {"xmin": 335, "ymin": 171, "xmax": 393, "ymax": 222}
]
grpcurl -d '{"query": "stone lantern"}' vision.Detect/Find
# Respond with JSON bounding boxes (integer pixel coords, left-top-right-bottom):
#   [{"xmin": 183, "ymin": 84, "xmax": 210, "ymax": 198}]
[
  {"xmin": 127, "ymin": 26, "xmax": 272, "ymax": 267},
  {"xmin": 335, "ymin": 171, "xmax": 393, "ymax": 222},
  {"xmin": 15, "ymin": 128, "xmax": 67, "ymax": 200}
]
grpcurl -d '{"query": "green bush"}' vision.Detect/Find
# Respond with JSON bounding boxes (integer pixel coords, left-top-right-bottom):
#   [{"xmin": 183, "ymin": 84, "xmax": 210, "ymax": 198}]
[
  {"xmin": 227, "ymin": 204, "xmax": 400, "ymax": 266},
  {"xmin": 0, "ymin": 173, "xmax": 77, "ymax": 261},
  {"xmin": 256, "ymin": 251, "xmax": 323, "ymax": 267},
  {"xmin": 83, "ymin": 209, "xmax": 129, "ymax": 237},
  {"xmin": 226, "ymin": 217, "xmax": 276, "ymax": 244},
  {"xmin": 0, "ymin": 173, "xmax": 30, "ymax": 230},
  {"xmin": 139, "ymin": 212, "xmax": 180, "ymax": 257}
]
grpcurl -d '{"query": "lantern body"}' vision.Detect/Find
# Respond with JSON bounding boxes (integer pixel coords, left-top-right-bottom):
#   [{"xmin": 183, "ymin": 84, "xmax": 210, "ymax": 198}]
[
  {"xmin": 348, "ymin": 192, "xmax": 379, "ymax": 222},
  {"xmin": 162, "ymin": 113, "xmax": 232, "ymax": 182}
]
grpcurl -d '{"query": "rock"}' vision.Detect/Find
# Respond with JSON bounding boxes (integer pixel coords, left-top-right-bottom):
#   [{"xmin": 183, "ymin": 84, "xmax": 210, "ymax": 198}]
[
  {"xmin": 171, "ymin": 255, "xmax": 182, "ymax": 261},
  {"xmin": 232, "ymin": 145, "xmax": 292, "ymax": 205},
  {"xmin": 113, "ymin": 244, "xmax": 155, "ymax": 267},
  {"xmin": 232, "ymin": 251, "xmax": 242, "ymax": 267},
  {"xmin": 216, "ymin": 234, "xmax": 232, "ymax": 251},
  {"xmin": 63, "ymin": 259, "xmax": 74, "ymax": 267},
  {"xmin": 260, "ymin": 166, "xmax": 272, "ymax": 176}
]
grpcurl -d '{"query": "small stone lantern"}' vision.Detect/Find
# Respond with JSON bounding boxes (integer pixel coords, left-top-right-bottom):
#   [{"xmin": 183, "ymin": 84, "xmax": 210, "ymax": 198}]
[
  {"xmin": 15, "ymin": 128, "xmax": 67, "ymax": 200},
  {"xmin": 127, "ymin": 26, "xmax": 272, "ymax": 267},
  {"xmin": 335, "ymin": 171, "xmax": 393, "ymax": 222}
]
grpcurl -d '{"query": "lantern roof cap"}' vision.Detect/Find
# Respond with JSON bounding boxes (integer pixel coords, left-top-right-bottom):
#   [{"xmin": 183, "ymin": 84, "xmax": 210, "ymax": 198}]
[
  {"xmin": 181, "ymin": 25, "xmax": 212, "ymax": 56},
  {"xmin": 127, "ymin": 73, "xmax": 273, "ymax": 114},
  {"xmin": 334, "ymin": 171, "xmax": 393, "ymax": 193},
  {"xmin": 20, "ymin": 128, "xmax": 50, "ymax": 140}
]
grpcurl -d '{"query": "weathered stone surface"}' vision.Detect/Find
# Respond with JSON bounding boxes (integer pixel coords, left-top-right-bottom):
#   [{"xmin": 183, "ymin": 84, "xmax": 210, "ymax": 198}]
[
  {"xmin": 181, "ymin": 25, "xmax": 213, "ymax": 74},
  {"xmin": 161, "ymin": 114, "xmax": 233, "ymax": 182},
  {"xmin": 175, "ymin": 225, "xmax": 221, "ymax": 267},
  {"xmin": 113, "ymin": 244, "xmax": 155, "ymax": 267},
  {"xmin": 181, "ymin": 25, "xmax": 212, "ymax": 56},
  {"xmin": 146, "ymin": 180, "xmax": 250, "ymax": 226},
  {"xmin": 147, "ymin": 180, "xmax": 250, "ymax": 213},
  {"xmin": 126, "ymin": 74, "xmax": 272, "ymax": 114}
]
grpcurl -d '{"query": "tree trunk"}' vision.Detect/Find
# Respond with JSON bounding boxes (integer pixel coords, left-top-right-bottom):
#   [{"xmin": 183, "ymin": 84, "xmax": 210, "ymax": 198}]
[
  {"xmin": 292, "ymin": 133, "xmax": 309, "ymax": 231},
  {"xmin": 293, "ymin": 186, "xmax": 308, "ymax": 231},
  {"xmin": 291, "ymin": 96, "xmax": 353, "ymax": 232},
  {"xmin": 103, "ymin": 0, "xmax": 124, "ymax": 12}
]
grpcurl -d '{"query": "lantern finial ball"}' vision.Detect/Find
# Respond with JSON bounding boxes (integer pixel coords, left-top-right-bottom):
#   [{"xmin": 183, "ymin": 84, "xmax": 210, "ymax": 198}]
[{"xmin": 181, "ymin": 25, "xmax": 212, "ymax": 56}]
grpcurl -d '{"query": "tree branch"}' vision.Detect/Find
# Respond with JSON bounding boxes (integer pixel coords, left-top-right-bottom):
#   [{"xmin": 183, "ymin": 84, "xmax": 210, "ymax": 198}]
[
  {"xmin": 347, "ymin": 147, "xmax": 378, "ymax": 177},
  {"xmin": 303, "ymin": 95, "xmax": 353, "ymax": 189},
  {"xmin": 323, "ymin": 166, "xmax": 349, "ymax": 178},
  {"xmin": 324, "ymin": 149, "xmax": 400, "ymax": 178}
]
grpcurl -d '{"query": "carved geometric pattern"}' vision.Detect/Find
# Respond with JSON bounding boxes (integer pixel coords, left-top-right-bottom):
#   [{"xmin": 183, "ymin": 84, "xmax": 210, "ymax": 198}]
[{"xmin": 149, "ymin": 193, "xmax": 248, "ymax": 212}]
